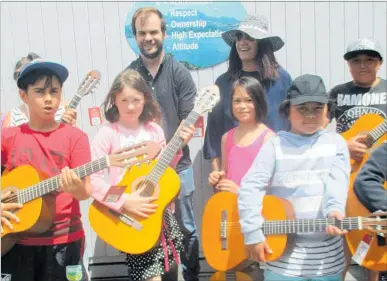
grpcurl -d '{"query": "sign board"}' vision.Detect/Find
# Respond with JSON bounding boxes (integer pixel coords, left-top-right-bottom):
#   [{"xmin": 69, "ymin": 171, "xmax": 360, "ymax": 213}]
[{"xmin": 125, "ymin": 1, "xmax": 247, "ymax": 69}]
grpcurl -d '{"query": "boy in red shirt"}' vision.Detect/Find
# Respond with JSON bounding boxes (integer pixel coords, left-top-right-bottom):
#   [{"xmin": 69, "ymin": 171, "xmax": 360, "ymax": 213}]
[{"xmin": 1, "ymin": 59, "xmax": 92, "ymax": 281}]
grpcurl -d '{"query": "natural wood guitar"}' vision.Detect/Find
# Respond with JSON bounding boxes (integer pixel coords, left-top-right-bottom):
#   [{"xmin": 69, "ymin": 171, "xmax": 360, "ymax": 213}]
[
  {"xmin": 60, "ymin": 70, "xmax": 101, "ymax": 124},
  {"xmin": 1, "ymin": 141, "xmax": 160, "ymax": 256},
  {"xmin": 346, "ymin": 179, "xmax": 387, "ymax": 271},
  {"xmin": 210, "ymin": 271, "xmax": 252, "ymax": 281},
  {"xmin": 341, "ymin": 114, "xmax": 386, "ymax": 175},
  {"xmin": 202, "ymin": 192, "xmax": 387, "ymax": 271},
  {"xmin": 89, "ymin": 85, "xmax": 220, "ymax": 254},
  {"xmin": 341, "ymin": 114, "xmax": 387, "ymax": 271}
]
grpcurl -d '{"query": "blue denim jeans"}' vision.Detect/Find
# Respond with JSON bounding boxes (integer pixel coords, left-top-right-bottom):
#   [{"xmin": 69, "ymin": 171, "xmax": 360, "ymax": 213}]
[
  {"xmin": 264, "ymin": 270, "xmax": 342, "ymax": 281},
  {"xmin": 174, "ymin": 167, "xmax": 200, "ymax": 281}
]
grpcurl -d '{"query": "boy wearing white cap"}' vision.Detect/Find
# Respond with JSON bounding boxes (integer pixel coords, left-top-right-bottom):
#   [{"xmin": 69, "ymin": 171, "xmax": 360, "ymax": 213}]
[{"xmin": 330, "ymin": 38, "xmax": 386, "ymax": 281}]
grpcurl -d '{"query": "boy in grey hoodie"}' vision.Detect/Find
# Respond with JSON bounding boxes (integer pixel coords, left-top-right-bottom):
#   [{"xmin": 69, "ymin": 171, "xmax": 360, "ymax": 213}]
[{"xmin": 238, "ymin": 74, "xmax": 351, "ymax": 281}]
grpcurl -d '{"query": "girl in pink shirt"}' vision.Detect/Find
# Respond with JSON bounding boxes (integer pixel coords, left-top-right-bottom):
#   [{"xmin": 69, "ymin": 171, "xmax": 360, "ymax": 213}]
[
  {"xmin": 91, "ymin": 69, "xmax": 194, "ymax": 281},
  {"xmin": 208, "ymin": 76, "xmax": 275, "ymax": 193}
]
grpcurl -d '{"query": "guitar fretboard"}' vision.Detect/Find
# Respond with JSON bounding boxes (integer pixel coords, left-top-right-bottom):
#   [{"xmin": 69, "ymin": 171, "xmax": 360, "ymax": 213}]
[
  {"xmin": 66, "ymin": 94, "xmax": 82, "ymax": 110},
  {"xmin": 364, "ymin": 119, "xmax": 387, "ymax": 146},
  {"xmin": 18, "ymin": 157, "xmax": 108, "ymax": 204},
  {"xmin": 60, "ymin": 94, "xmax": 82, "ymax": 123},
  {"xmin": 146, "ymin": 110, "xmax": 200, "ymax": 183},
  {"xmin": 262, "ymin": 217, "xmax": 360, "ymax": 235}
]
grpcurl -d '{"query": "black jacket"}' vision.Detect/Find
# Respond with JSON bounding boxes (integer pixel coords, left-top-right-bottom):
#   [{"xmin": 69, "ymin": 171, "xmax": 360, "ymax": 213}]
[{"xmin": 354, "ymin": 142, "xmax": 387, "ymax": 213}]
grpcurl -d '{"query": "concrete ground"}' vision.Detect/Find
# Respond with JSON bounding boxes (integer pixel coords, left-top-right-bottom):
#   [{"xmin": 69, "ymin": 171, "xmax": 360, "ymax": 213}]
[{"xmin": 93, "ymin": 259, "xmax": 368, "ymax": 280}]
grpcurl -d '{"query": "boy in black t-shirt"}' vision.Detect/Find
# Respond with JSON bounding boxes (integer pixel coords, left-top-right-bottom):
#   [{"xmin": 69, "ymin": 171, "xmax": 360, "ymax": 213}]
[
  {"xmin": 330, "ymin": 38, "xmax": 386, "ymax": 162},
  {"xmin": 330, "ymin": 38, "xmax": 386, "ymax": 281}
]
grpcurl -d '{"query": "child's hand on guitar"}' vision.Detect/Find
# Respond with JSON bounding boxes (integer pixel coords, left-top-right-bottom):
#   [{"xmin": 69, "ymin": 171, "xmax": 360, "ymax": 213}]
[
  {"xmin": 216, "ymin": 179, "xmax": 239, "ymax": 194},
  {"xmin": 61, "ymin": 108, "xmax": 77, "ymax": 126},
  {"xmin": 347, "ymin": 135, "xmax": 368, "ymax": 161},
  {"xmin": 178, "ymin": 122, "xmax": 195, "ymax": 145},
  {"xmin": 326, "ymin": 211, "xmax": 348, "ymax": 236},
  {"xmin": 245, "ymin": 241, "xmax": 273, "ymax": 262},
  {"xmin": 58, "ymin": 167, "xmax": 86, "ymax": 196},
  {"xmin": 1, "ymin": 191, "xmax": 22, "ymax": 232},
  {"xmin": 122, "ymin": 185, "xmax": 158, "ymax": 218},
  {"xmin": 208, "ymin": 170, "xmax": 225, "ymax": 187}
]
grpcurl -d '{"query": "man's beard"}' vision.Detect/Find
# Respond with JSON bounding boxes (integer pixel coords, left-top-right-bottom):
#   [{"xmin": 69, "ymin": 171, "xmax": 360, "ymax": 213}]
[{"xmin": 139, "ymin": 40, "xmax": 164, "ymax": 59}]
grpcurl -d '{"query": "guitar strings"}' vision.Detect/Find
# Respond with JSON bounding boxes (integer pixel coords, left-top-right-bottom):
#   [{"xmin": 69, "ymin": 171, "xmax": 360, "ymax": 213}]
[
  {"xmin": 219, "ymin": 218, "xmax": 387, "ymax": 233},
  {"xmin": 2, "ymin": 194, "xmax": 18, "ymax": 203},
  {"xmin": 136, "ymin": 114, "xmax": 198, "ymax": 198},
  {"xmin": 2, "ymin": 160, "xmax": 106, "ymax": 205}
]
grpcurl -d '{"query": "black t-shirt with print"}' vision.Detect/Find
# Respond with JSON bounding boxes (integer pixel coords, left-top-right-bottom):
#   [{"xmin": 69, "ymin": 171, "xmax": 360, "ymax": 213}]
[{"xmin": 329, "ymin": 78, "xmax": 387, "ymax": 133}]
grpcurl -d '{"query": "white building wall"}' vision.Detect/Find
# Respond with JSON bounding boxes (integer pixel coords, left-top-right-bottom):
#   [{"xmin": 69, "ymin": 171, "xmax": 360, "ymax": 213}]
[{"xmin": 1, "ymin": 1, "xmax": 386, "ymax": 278}]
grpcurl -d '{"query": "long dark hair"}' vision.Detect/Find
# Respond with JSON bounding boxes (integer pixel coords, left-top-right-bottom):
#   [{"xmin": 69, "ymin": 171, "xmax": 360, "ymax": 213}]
[
  {"xmin": 227, "ymin": 39, "xmax": 280, "ymax": 83},
  {"xmin": 102, "ymin": 69, "xmax": 161, "ymax": 124}
]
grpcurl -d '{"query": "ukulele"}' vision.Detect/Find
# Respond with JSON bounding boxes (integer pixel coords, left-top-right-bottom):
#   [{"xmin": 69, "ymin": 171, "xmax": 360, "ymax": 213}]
[
  {"xmin": 89, "ymin": 85, "xmax": 220, "ymax": 254},
  {"xmin": 1, "ymin": 141, "xmax": 161, "ymax": 256}
]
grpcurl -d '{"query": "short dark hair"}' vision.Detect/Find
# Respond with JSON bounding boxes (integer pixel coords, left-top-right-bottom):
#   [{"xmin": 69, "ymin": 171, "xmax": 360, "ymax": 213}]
[
  {"xmin": 17, "ymin": 69, "xmax": 63, "ymax": 92},
  {"xmin": 131, "ymin": 7, "xmax": 166, "ymax": 36},
  {"xmin": 345, "ymin": 50, "xmax": 383, "ymax": 62},
  {"xmin": 102, "ymin": 69, "xmax": 161, "ymax": 124},
  {"xmin": 278, "ymin": 98, "xmax": 334, "ymax": 119},
  {"xmin": 230, "ymin": 76, "xmax": 267, "ymax": 122}
]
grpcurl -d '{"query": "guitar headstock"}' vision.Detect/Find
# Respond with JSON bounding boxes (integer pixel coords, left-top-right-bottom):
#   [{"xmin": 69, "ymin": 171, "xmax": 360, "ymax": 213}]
[
  {"xmin": 362, "ymin": 212, "xmax": 387, "ymax": 235},
  {"xmin": 107, "ymin": 141, "xmax": 161, "ymax": 168},
  {"xmin": 193, "ymin": 85, "xmax": 220, "ymax": 115},
  {"xmin": 77, "ymin": 70, "xmax": 101, "ymax": 98}
]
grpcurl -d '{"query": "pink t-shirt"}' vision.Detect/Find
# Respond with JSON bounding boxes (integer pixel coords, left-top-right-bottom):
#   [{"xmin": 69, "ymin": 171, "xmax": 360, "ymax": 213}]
[
  {"xmin": 90, "ymin": 121, "xmax": 181, "ymax": 212},
  {"xmin": 225, "ymin": 127, "xmax": 272, "ymax": 186}
]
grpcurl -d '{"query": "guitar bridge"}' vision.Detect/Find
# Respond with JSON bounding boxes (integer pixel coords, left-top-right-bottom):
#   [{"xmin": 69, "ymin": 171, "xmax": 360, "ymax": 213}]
[
  {"xmin": 221, "ymin": 210, "xmax": 228, "ymax": 250},
  {"xmin": 108, "ymin": 209, "xmax": 143, "ymax": 231}
]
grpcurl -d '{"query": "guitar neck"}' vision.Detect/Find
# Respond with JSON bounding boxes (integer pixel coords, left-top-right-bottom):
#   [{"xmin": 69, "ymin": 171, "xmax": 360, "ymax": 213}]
[
  {"xmin": 147, "ymin": 110, "xmax": 200, "ymax": 182},
  {"xmin": 262, "ymin": 217, "xmax": 361, "ymax": 235},
  {"xmin": 364, "ymin": 120, "xmax": 387, "ymax": 146},
  {"xmin": 60, "ymin": 94, "xmax": 82, "ymax": 123},
  {"xmin": 19, "ymin": 157, "xmax": 108, "ymax": 204}
]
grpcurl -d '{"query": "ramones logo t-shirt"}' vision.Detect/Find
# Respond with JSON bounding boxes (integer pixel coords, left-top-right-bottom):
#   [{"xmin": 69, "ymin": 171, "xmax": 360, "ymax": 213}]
[{"xmin": 329, "ymin": 78, "xmax": 387, "ymax": 133}]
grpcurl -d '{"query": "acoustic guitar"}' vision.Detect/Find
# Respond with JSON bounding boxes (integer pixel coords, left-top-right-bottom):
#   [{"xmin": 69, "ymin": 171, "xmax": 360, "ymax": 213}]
[
  {"xmin": 89, "ymin": 85, "xmax": 220, "ymax": 254},
  {"xmin": 60, "ymin": 70, "xmax": 101, "ymax": 124},
  {"xmin": 202, "ymin": 192, "xmax": 387, "ymax": 271},
  {"xmin": 209, "ymin": 271, "xmax": 252, "ymax": 281},
  {"xmin": 1, "ymin": 141, "xmax": 160, "ymax": 256},
  {"xmin": 341, "ymin": 114, "xmax": 387, "ymax": 271},
  {"xmin": 341, "ymin": 114, "xmax": 387, "ymax": 175}
]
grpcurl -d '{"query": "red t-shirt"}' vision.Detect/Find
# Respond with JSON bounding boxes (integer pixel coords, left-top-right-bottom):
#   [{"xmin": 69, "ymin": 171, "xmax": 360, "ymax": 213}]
[{"xmin": 1, "ymin": 123, "xmax": 91, "ymax": 245}]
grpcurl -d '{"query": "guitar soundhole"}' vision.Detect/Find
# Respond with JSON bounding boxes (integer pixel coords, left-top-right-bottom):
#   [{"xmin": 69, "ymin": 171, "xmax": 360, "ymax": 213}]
[
  {"xmin": 135, "ymin": 180, "xmax": 156, "ymax": 197},
  {"xmin": 1, "ymin": 187, "xmax": 20, "ymax": 206}
]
